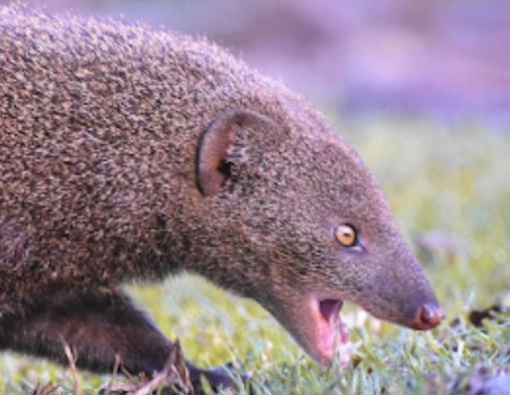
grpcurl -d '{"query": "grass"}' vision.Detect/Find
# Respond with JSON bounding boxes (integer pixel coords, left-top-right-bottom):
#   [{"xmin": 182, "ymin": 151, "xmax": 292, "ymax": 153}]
[{"xmin": 1, "ymin": 114, "xmax": 509, "ymax": 394}]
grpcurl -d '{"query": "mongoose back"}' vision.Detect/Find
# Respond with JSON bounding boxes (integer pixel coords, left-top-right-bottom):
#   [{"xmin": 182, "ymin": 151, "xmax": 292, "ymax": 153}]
[{"xmin": 0, "ymin": 5, "xmax": 443, "ymax": 391}]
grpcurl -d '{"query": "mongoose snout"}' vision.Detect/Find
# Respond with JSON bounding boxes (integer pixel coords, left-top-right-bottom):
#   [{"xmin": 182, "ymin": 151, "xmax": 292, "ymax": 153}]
[{"xmin": 412, "ymin": 303, "xmax": 445, "ymax": 330}]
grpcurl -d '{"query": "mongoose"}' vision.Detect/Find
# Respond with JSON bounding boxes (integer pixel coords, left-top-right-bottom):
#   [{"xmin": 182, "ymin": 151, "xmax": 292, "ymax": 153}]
[{"xmin": 0, "ymin": 5, "xmax": 444, "ymax": 391}]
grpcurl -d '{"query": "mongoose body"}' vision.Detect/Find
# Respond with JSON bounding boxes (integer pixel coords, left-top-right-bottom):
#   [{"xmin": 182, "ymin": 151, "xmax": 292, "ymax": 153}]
[{"xmin": 0, "ymin": 6, "xmax": 443, "ymax": 390}]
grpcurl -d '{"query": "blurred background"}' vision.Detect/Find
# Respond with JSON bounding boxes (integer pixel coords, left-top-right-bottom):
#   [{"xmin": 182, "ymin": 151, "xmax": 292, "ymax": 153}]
[
  {"xmin": 1, "ymin": 1, "xmax": 509, "ymax": 392},
  {"xmin": 1, "ymin": 0, "xmax": 509, "ymax": 121}
]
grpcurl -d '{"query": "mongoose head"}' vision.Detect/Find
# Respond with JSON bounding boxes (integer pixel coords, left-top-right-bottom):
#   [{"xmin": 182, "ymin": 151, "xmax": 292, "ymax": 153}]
[{"xmin": 193, "ymin": 103, "xmax": 443, "ymax": 364}]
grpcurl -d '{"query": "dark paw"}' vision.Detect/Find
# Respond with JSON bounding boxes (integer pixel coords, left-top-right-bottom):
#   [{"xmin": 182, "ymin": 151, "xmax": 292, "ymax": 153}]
[{"xmin": 189, "ymin": 361, "xmax": 249, "ymax": 394}]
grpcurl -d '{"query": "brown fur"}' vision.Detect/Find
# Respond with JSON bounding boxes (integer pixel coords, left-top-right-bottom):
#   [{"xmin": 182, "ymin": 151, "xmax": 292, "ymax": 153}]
[{"xmin": 0, "ymin": 5, "xmax": 442, "ymax": 390}]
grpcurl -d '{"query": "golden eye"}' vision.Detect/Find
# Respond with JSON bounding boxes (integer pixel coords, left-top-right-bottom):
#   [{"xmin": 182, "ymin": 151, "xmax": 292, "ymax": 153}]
[{"xmin": 335, "ymin": 224, "xmax": 358, "ymax": 247}]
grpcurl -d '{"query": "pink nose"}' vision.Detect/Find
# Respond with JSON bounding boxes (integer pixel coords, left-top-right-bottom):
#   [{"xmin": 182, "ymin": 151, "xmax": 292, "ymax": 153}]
[{"xmin": 412, "ymin": 304, "xmax": 444, "ymax": 330}]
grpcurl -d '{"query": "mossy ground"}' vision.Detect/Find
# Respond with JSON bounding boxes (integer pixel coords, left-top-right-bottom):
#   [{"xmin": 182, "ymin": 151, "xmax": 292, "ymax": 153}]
[{"xmin": 2, "ymin": 114, "xmax": 509, "ymax": 394}]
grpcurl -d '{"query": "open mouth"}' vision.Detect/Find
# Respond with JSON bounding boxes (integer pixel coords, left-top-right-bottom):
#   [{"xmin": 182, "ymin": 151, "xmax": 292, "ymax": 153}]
[{"xmin": 308, "ymin": 297, "xmax": 350, "ymax": 364}]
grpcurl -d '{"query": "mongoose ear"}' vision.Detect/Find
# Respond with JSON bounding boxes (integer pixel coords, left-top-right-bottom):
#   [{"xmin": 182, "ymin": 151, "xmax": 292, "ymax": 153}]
[{"xmin": 197, "ymin": 109, "xmax": 281, "ymax": 196}]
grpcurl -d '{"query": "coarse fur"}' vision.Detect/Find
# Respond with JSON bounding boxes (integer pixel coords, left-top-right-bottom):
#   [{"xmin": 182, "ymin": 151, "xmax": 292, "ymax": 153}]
[{"xmin": 0, "ymin": 5, "xmax": 443, "ymax": 391}]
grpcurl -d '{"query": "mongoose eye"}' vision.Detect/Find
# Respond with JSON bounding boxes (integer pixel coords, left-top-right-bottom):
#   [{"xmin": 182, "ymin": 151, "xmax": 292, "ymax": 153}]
[{"xmin": 335, "ymin": 224, "xmax": 358, "ymax": 247}]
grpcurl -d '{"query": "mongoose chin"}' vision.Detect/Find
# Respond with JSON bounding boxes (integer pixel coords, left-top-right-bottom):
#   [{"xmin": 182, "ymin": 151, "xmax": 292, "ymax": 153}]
[{"xmin": 0, "ymin": 5, "xmax": 443, "ymax": 391}]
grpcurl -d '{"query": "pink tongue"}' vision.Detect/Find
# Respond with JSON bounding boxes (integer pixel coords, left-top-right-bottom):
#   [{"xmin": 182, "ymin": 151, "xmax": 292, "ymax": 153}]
[
  {"xmin": 319, "ymin": 299, "xmax": 349, "ymax": 343},
  {"xmin": 319, "ymin": 299, "xmax": 341, "ymax": 324}
]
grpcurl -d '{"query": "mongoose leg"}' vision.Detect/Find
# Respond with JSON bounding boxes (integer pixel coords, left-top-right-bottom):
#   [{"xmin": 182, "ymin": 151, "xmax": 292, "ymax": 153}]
[{"xmin": 0, "ymin": 288, "xmax": 241, "ymax": 392}]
